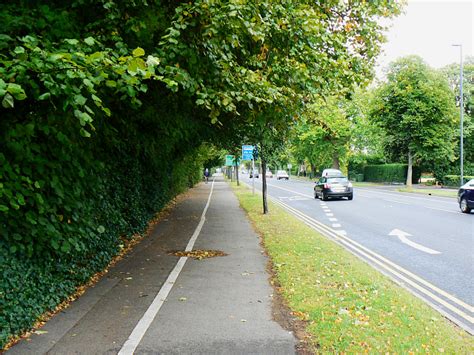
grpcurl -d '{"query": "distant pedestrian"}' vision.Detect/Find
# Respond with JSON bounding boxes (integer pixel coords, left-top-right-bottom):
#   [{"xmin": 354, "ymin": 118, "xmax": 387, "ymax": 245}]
[{"xmin": 204, "ymin": 168, "xmax": 210, "ymax": 183}]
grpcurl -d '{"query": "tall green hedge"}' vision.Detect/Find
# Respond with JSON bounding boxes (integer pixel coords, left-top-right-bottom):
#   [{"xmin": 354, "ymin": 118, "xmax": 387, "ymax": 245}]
[
  {"xmin": 442, "ymin": 175, "xmax": 474, "ymax": 187},
  {"xmin": 0, "ymin": 126, "xmax": 204, "ymax": 348},
  {"xmin": 0, "ymin": 134, "xmax": 204, "ymax": 348},
  {"xmin": 363, "ymin": 164, "xmax": 421, "ymax": 184}
]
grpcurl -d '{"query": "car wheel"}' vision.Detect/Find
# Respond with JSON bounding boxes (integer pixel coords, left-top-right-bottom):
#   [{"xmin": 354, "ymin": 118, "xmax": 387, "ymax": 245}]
[
  {"xmin": 460, "ymin": 197, "xmax": 472, "ymax": 213},
  {"xmin": 314, "ymin": 190, "xmax": 318, "ymax": 199},
  {"xmin": 322, "ymin": 192, "xmax": 328, "ymax": 201},
  {"xmin": 348, "ymin": 194, "xmax": 353, "ymax": 201}
]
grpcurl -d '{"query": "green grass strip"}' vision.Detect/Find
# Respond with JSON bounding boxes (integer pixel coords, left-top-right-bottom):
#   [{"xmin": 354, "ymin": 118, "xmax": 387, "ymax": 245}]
[
  {"xmin": 231, "ymin": 183, "xmax": 473, "ymax": 353},
  {"xmin": 398, "ymin": 188, "xmax": 458, "ymax": 198}
]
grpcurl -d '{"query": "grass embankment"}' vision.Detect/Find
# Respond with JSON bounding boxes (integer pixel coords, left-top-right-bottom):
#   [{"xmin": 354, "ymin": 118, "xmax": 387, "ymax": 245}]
[
  {"xmin": 398, "ymin": 188, "xmax": 458, "ymax": 198},
  {"xmin": 231, "ymin": 183, "xmax": 473, "ymax": 353}
]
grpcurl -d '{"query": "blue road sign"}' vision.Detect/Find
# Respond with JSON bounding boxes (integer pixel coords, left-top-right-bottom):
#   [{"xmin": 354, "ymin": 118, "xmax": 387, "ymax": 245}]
[{"xmin": 242, "ymin": 145, "xmax": 254, "ymax": 161}]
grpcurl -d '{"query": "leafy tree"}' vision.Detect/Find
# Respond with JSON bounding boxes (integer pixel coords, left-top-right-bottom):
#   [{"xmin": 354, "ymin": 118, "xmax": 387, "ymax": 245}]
[
  {"xmin": 440, "ymin": 57, "xmax": 474, "ymax": 178},
  {"xmin": 370, "ymin": 56, "xmax": 458, "ymax": 187},
  {"xmin": 0, "ymin": 0, "xmax": 403, "ymax": 345},
  {"xmin": 291, "ymin": 97, "xmax": 351, "ymax": 176}
]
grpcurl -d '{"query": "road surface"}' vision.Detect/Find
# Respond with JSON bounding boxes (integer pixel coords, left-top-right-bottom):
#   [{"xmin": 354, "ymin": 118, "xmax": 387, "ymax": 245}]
[{"xmin": 242, "ymin": 174, "xmax": 474, "ymax": 333}]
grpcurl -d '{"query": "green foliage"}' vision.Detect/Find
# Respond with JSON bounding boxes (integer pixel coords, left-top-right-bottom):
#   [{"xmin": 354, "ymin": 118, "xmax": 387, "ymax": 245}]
[
  {"xmin": 439, "ymin": 57, "xmax": 474, "ymax": 178},
  {"xmin": 363, "ymin": 164, "xmax": 421, "ymax": 184},
  {"xmin": 291, "ymin": 97, "xmax": 352, "ymax": 173},
  {"xmin": 440, "ymin": 175, "xmax": 474, "ymax": 187},
  {"xmin": 0, "ymin": 0, "xmax": 403, "ymax": 348},
  {"xmin": 348, "ymin": 153, "xmax": 387, "ymax": 176},
  {"xmin": 370, "ymin": 56, "xmax": 458, "ymax": 169}
]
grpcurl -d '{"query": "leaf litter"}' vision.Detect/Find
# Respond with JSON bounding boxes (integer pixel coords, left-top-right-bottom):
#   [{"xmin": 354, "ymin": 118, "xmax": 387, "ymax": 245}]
[{"xmin": 168, "ymin": 249, "xmax": 228, "ymax": 260}]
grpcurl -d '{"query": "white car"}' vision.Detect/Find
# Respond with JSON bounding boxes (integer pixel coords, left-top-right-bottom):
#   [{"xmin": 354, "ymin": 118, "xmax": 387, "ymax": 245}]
[
  {"xmin": 321, "ymin": 168, "xmax": 344, "ymax": 177},
  {"xmin": 276, "ymin": 170, "xmax": 289, "ymax": 180},
  {"xmin": 265, "ymin": 170, "xmax": 273, "ymax": 178}
]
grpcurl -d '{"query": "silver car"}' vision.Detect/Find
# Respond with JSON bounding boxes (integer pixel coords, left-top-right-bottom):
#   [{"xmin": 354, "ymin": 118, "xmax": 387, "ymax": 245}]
[{"xmin": 314, "ymin": 176, "xmax": 353, "ymax": 201}]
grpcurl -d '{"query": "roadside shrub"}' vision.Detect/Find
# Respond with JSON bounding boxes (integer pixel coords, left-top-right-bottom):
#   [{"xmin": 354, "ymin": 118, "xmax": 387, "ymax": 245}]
[
  {"xmin": 442, "ymin": 175, "xmax": 474, "ymax": 187},
  {"xmin": 363, "ymin": 164, "xmax": 421, "ymax": 183}
]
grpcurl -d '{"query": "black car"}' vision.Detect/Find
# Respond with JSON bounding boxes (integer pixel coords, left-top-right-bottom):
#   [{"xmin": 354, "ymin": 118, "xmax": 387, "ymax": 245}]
[
  {"xmin": 314, "ymin": 176, "xmax": 353, "ymax": 201},
  {"xmin": 458, "ymin": 179, "xmax": 474, "ymax": 213}
]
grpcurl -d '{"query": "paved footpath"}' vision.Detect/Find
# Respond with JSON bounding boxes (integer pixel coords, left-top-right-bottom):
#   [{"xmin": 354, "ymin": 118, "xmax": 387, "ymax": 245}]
[{"xmin": 8, "ymin": 177, "xmax": 296, "ymax": 354}]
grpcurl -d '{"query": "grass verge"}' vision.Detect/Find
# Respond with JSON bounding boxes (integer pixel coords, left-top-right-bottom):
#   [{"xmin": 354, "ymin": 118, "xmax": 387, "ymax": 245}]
[
  {"xmin": 350, "ymin": 181, "xmax": 387, "ymax": 187},
  {"xmin": 230, "ymin": 183, "xmax": 473, "ymax": 353},
  {"xmin": 398, "ymin": 188, "xmax": 458, "ymax": 198}
]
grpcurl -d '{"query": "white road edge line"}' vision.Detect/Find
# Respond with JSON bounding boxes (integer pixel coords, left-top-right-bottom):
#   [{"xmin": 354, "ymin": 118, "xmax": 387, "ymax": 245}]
[
  {"xmin": 266, "ymin": 183, "xmax": 314, "ymax": 199},
  {"xmin": 118, "ymin": 179, "xmax": 216, "ymax": 355},
  {"xmin": 356, "ymin": 188, "xmax": 455, "ymax": 204}
]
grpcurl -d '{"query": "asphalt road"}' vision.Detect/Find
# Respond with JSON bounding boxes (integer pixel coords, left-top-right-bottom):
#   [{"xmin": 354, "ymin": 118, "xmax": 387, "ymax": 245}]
[{"xmin": 241, "ymin": 174, "xmax": 474, "ymax": 333}]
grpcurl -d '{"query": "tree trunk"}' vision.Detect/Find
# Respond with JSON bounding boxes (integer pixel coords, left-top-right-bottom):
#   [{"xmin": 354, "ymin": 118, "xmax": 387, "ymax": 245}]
[
  {"xmin": 332, "ymin": 151, "xmax": 340, "ymax": 170},
  {"xmin": 310, "ymin": 163, "xmax": 317, "ymax": 179},
  {"xmin": 406, "ymin": 150, "xmax": 413, "ymax": 188},
  {"xmin": 261, "ymin": 144, "xmax": 268, "ymax": 214},
  {"xmin": 235, "ymin": 162, "xmax": 240, "ymax": 186}
]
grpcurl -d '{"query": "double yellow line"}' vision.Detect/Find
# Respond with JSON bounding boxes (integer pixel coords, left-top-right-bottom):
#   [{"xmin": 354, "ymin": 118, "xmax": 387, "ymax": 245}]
[{"xmin": 269, "ymin": 195, "xmax": 474, "ymax": 334}]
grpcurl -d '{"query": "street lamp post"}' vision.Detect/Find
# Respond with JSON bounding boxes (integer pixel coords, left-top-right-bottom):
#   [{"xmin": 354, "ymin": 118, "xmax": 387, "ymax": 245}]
[{"xmin": 452, "ymin": 44, "xmax": 464, "ymax": 186}]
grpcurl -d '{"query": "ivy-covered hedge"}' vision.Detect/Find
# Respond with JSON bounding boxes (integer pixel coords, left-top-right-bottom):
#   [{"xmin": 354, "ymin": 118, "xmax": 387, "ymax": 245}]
[
  {"xmin": 363, "ymin": 164, "xmax": 421, "ymax": 184},
  {"xmin": 0, "ymin": 134, "xmax": 204, "ymax": 348},
  {"xmin": 0, "ymin": 121, "xmax": 204, "ymax": 348}
]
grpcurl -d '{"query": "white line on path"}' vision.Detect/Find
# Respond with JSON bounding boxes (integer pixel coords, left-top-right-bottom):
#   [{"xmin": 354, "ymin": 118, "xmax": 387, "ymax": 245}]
[
  {"xmin": 326, "ymin": 213, "xmax": 334, "ymax": 217},
  {"xmin": 332, "ymin": 223, "xmax": 341, "ymax": 228},
  {"xmin": 118, "ymin": 179, "xmax": 215, "ymax": 355},
  {"xmin": 329, "ymin": 218, "xmax": 338, "ymax": 222}
]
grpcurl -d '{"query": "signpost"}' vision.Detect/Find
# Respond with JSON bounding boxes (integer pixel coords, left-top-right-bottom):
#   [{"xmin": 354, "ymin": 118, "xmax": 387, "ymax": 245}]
[
  {"xmin": 225, "ymin": 155, "xmax": 234, "ymax": 166},
  {"xmin": 242, "ymin": 145, "xmax": 256, "ymax": 194},
  {"xmin": 241, "ymin": 145, "xmax": 254, "ymax": 161}
]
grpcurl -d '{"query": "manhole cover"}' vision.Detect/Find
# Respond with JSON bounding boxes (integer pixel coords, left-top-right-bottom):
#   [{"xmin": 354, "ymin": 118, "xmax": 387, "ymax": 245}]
[{"xmin": 168, "ymin": 249, "xmax": 228, "ymax": 260}]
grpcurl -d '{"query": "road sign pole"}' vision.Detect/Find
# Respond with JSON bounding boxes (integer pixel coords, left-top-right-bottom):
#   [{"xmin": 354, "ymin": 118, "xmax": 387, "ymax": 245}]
[{"xmin": 252, "ymin": 159, "xmax": 255, "ymax": 195}]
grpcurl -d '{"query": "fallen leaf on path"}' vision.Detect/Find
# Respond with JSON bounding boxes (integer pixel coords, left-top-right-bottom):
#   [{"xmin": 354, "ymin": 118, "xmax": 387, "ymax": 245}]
[
  {"xmin": 34, "ymin": 330, "xmax": 48, "ymax": 335},
  {"xmin": 179, "ymin": 297, "xmax": 187, "ymax": 301},
  {"xmin": 168, "ymin": 249, "xmax": 228, "ymax": 260}
]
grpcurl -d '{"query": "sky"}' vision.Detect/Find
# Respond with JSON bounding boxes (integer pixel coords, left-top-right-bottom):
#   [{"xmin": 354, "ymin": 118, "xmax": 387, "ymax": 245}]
[{"xmin": 375, "ymin": 0, "xmax": 473, "ymax": 79}]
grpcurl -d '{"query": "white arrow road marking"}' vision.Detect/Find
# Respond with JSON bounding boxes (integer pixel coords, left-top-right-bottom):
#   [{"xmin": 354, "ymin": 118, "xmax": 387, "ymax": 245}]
[{"xmin": 389, "ymin": 229, "xmax": 441, "ymax": 255}]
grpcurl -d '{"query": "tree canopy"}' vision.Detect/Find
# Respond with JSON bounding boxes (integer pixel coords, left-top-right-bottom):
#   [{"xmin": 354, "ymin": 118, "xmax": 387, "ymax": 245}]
[{"xmin": 369, "ymin": 56, "xmax": 458, "ymax": 186}]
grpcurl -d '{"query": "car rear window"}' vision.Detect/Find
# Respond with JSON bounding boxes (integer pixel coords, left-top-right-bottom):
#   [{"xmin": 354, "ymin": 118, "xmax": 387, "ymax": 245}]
[{"xmin": 327, "ymin": 177, "xmax": 348, "ymax": 183}]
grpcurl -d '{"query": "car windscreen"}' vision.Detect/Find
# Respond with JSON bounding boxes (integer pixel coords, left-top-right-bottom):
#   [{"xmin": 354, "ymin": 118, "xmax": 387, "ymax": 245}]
[{"xmin": 327, "ymin": 177, "xmax": 348, "ymax": 183}]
